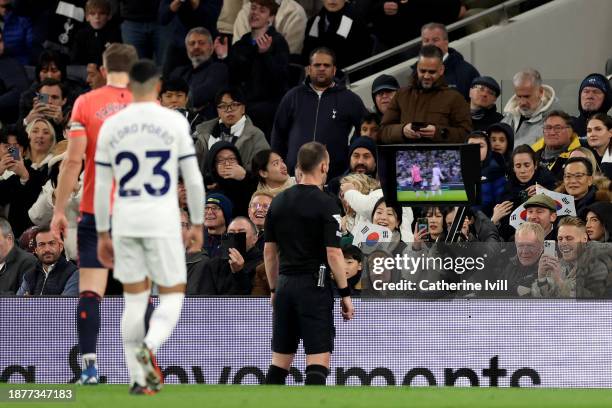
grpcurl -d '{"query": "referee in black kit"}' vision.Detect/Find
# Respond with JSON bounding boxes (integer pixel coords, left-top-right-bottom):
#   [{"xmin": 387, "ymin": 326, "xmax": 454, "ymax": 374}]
[{"xmin": 263, "ymin": 141, "xmax": 355, "ymax": 385}]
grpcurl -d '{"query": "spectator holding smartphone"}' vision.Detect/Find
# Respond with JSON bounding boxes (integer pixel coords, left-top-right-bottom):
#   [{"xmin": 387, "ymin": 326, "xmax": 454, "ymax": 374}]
[
  {"xmin": 195, "ymin": 216, "xmax": 262, "ymax": 295},
  {"xmin": 0, "ymin": 118, "xmax": 56, "ymax": 237},
  {"xmin": 22, "ymin": 79, "xmax": 67, "ymax": 141}
]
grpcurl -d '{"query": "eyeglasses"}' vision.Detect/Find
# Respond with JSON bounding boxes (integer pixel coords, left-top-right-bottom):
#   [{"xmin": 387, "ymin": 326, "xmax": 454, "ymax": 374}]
[
  {"xmin": 205, "ymin": 205, "xmax": 222, "ymax": 213},
  {"xmin": 216, "ymin": 102, "xmax": 242, "ymax": 112},
  {"xmin": 472, "ymin": 85, "xmax": 496, "ymax": 97},
  {"xmin": 563, "ymin": 173, "xmax": 588, "ymax": 181},
  {"xmin": 543, "ymin": 125, "xmax": 569, "ymax": 133},
  {"xmin": 215, "ymin": 157, "xmax": 238, "ymax": 166},
  {"xmin": 250, "ymin": 203, "xmax": 270, "ymax": 211}
]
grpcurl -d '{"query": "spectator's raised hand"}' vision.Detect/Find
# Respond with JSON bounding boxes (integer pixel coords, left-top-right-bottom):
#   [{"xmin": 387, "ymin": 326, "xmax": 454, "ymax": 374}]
[
  {"xmin": 538, "ymin": 254, "xmax": 556, "ymax": 279},
  {"xmin": 491, "ymin": 201, "xmax": 513, "ymax": 225},
  {"xmin": 43, "ymin": 104, "xmax": 64, "ymax": 124},
  {"xmin": 228, "ymin": 248, "xmax": 245, "ymax": 273},
  {"xmin": 24, "ymin": 101, "xmax": 46, "ymax": 126},
  {"xmin": 256, "ymin": 33, "xmax": 273, "ymax": 54},
  {"xmin": 218, "ymin": 163, "xmax": 246, "ymax": 180},
  {"xmin": 383, "ymin": 1, "xmax": 399, "ymax": 15},
  {"xmin": 169, "ymin": 0, "xmax": 183, "ymax": 12},
  {"xmin": 8, "ymin": 155, "xmax": 29, "ymax": 182},
  {"xmin": 213, "ymin": 36, "xmax": 229, "ymax": 59},
  {"xmin": 525, "ymin": 184, "xmax": 538, "ymax": 197},
  {"xmin": 0, "ymin": 152, "xmax": 13, "ymax": 175}
]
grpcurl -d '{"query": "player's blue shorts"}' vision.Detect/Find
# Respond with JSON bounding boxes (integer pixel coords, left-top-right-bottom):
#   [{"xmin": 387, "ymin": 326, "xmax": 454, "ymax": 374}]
[{"xmin": 77, "ymin": 213, "xmax": 104, "ymax": 269}]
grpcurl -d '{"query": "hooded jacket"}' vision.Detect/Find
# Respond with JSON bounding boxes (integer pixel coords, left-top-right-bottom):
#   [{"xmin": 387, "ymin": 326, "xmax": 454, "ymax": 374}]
[
  {"xmin": 571, "ymin": 73, "xmax": 612, "ymax": 138},
  {"xmin": 475, "ymin": 150, "xmax": 507, "ymax": 217},
  {"xmin": 205, "ymin": 141, "xmax": 258, "ymax": 217},
  {"xmin": 301, "ymin": 3, "xmax": 371, "ymax": 69},
  {"xmin": 194, "ymin": 115, "xmax": 270, "ymax": 174},
  {"xmin": 379, "ymin": 75, "xmax": 472, "ymax": 144},
  {"xmin": 502, "ymin": 84, "xmax": 561, "ymax": 146},
  {"xmin": 532, "ymin": 132, "xmax": 582, "ymax": 181},
  {"xmin": 487, "ymin": 122, "xmax": 515, "ymax": 169},
  {"xmin": 271, "ymin": 79, "xmax": 367, "ymax": 180}
]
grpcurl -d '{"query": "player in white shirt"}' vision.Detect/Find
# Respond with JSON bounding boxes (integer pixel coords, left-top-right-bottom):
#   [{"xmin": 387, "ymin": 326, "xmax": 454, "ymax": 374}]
[
  {"xmin": 430, "ymin": 163, "xmax": 445, "ymax": 197},
  {"xmin": 94, "ymin": 61, "xmax": 205, "ymax": 394}
]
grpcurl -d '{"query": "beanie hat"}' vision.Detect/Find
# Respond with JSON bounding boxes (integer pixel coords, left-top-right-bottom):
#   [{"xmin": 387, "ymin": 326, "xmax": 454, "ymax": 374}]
[
  {"xmin": 206, "ymin": 193, "xmax": 233, "ymax": 224},
  {"xmin": 349, "ymin": 136, "xmax": 377, "ymax": 159},
  {"xmin": 471, "ymin": 76, "xmax": 501, "ymax": 97},
  {"xmin": 580, "ymin": 73, "xmax": 609, "ymax": 95}
]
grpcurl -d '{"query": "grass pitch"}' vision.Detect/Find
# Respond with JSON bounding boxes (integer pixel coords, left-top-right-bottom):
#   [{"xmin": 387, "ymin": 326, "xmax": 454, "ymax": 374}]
[
  {"xmin": 2, "ymin": 384, "xmax": 612, "ymax": 408},
  {"xmin": 397, "ymin": 189, "xmax": 468, "ymax": 202}
]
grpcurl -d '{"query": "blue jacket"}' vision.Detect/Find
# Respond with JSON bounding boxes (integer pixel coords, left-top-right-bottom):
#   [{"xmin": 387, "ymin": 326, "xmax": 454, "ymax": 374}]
[
  {"xmin": 474, "ymin": 151, "xmax": 507, "ymax": 217},
  {"xmin": 1, "ymin": 10, "xmax": 33, "ymax": 64},
  {"xmin": 0, "ymin": 55, "xmax": 30, "ymax": 123},
  {"xmin": 271, "ymin": 79, "xmax": 367, "ymax": 180},
  {"xmin": 17, "ymin": 256, "xmax": 79, "ymax": 296}
]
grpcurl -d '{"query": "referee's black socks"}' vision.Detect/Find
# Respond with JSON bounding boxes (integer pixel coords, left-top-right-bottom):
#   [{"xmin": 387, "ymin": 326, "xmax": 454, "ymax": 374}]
[
  {"xmin": 305, "ymin": 365, "xmax": 329, "ymax": 385},
  {"xmin": 265, "ymin": 365, "xmax": 289, "ymax": 385}
]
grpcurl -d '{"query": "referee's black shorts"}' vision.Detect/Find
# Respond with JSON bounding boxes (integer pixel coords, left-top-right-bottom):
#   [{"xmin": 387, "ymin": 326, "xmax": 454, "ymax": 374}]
[{"xmin": 272, "ymin": 274, "xmax": 335, "ymax": 355}]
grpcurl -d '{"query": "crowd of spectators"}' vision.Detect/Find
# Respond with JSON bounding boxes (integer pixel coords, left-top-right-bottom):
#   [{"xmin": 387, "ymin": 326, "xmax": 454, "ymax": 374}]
[{"xmin": 0, "ymin": 0, "xmax": 611, "ymax": 300}]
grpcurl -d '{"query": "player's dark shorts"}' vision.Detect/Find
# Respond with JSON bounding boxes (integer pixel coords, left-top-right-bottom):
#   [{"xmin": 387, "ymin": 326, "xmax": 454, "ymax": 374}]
[
  {"xmin": 77, "ymin": 212, "xmax": 104, "ymax": 268},
  {"xmin": 413, "ymin": 181, "xmax": 423, "ymax": 189},
  {"xmin": 272, "ymin": 274, "xmax": 335, "ymax": 355}
]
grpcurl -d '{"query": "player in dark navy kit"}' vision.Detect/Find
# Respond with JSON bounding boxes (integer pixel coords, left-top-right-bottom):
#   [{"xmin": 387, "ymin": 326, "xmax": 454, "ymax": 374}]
[{"xmin": 263, "ymin": 141, "xmax": 355, "ymax": 386}]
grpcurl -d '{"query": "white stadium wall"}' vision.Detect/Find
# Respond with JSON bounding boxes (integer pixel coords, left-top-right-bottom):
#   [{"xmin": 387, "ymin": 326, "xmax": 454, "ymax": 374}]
[{"xmin": 351, "ymin": 0, "xmax": 612, "ymax": 114}]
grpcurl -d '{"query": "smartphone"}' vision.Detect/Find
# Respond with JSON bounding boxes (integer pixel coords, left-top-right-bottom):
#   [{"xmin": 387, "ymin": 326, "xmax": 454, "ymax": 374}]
[
  {"xmin": 7, "ymin": 146, "xmax": 20, "ymax": 160},
  {"xmin": 38, "ymin": 93, "xmax": 50, "ymax": 105},
  {"xmin": 417, "ymin": 217, "xmax": 428, "ymax": 233},
  {"xmin": 412, "ymin": 122, "xmax": 427, "ymax": 131},
  {"xmin": 220, "ymin": 232, "xmax": 247, "ymax": 260},
  {"xmin": 543, "ymin": 240, "xmax": 556, "ymax": 257}
]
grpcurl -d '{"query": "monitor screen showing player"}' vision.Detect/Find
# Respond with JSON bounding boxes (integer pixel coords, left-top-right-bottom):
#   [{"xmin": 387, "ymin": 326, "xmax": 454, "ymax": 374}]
[
  {"xmin": 378, "ymin": 144, "xmax": 481, "ymax": 206},
  {"xmin": 396, "ymin": 150, "xmax": 466, "ymax": 202}
]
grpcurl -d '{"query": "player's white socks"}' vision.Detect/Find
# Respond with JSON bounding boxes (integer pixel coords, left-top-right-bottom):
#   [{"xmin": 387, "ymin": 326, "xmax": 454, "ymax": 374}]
[
  {"xmin": 144, "ymin": 293, "xmax": 184, "ymax": 354},
  {"xmin": 122, "ymin": 291, "xmax": 150, "ymax": 386}
]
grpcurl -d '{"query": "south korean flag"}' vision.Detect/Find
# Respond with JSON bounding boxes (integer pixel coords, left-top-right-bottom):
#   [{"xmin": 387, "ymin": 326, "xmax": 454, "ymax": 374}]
[
  {"xmin": 352, "ymin": 221, "xmax": 393, "ymax": 251},
  {"xmin": 535, "ymin": 185, "xmax": 576, "ymax": 216},
  {"xmin": 509, "ymin": 204, "xmax": 528, "ymax": 230}
]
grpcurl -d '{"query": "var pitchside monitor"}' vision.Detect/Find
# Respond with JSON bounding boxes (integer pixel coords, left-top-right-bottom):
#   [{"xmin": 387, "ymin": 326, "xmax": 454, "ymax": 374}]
[{"xmin": 377, "ymin": 144, "xmax": 481, "ymax": 206}]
